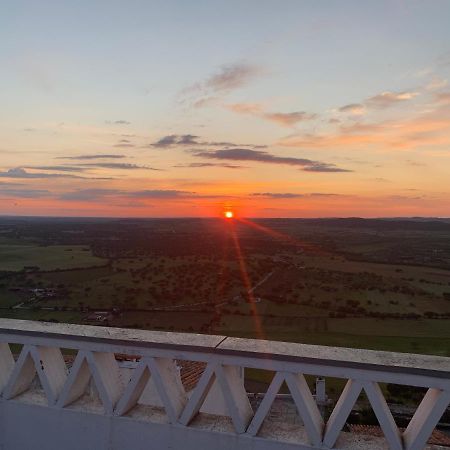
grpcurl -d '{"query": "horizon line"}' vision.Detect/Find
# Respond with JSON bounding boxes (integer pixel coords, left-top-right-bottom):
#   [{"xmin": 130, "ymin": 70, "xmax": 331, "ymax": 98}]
[{"xmin": 0, "ymin": 214, "xmax": 449, "ymax": 221}]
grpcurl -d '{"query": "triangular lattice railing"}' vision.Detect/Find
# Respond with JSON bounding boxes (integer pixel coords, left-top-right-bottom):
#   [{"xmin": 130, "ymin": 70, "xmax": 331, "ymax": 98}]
[{"xmin": 1, "ymin": 319, "xmax": 449, "ymax": 450}]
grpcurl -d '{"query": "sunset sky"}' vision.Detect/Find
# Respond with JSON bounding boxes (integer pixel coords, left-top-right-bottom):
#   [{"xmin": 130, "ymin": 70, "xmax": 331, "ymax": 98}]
[{"xmin": 1, "ymin": 0, "xmax": 450, "ymax": 217}]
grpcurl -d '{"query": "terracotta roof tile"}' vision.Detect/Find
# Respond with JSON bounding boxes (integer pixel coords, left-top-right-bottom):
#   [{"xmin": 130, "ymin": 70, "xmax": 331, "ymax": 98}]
[
  {"xmin": 113, "ymin": 354, "xmax": 206, "ymax": 392},
  {"xmin": 177, "ymin": 360, "xmax": 207, "ymax": 392}
]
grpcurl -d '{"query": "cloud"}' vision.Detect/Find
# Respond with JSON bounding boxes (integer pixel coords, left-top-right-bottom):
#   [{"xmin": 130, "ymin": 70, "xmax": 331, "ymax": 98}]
[
  {"xmin": 192, "ymin": 148, "xmax": 350, "ymax": 172},
  {"xmin": 226, "ymin": 103, "xmax": 317, "ymax": 127},
  {"xmin": 129, "ymin": 190, "xmax": 194, "ymax": 198},
  {"xmin": 174, "ymin": 162, "xmax": 244, "ymax": 169},
  {"xmin": 0, "ymin": 181, "xmax": 24, "ymax": 187},
  {"xmin": 281, "ymin": 112, "xmax": 450, "ymax": 150},
  {"xmin": 308, "ymin": 193, "xmax": 343, "ymax": 197},
  {"xmin": 58, "ymin": 187, "xmax": 230, "ymax": 203},
  {"xmin": 328, "ymin": 118, "xmax": 340, "ymax": 124},
  {"xmin": 203, "ymin": 63, "xmax": 262, "ymax": 93},
  {"xmin": 263, "ymin": 111, "xmax": 317, "ymax": 126},
  {"xmin": 388, "ymin": 195, "xmax": 423, "ymax": 202},
  {"xmin": 226, "ymin": 103, "xmax": 263, "ymax": 114},
  {"xmin": 194, "ymin": 148, "xmax": 312, "ymax": 165},
  {"xmin": 29, "ymin": 165, "xmax": 86, "ymax": 172},
  {"xmin": 338, "ymin": 103, "xmax": 365, "ymax": 115},
  {"xmin": 59, "ymin": 189, "xmax": 122, "ymax": 201},
  {"xmin": 181, "ymin": 63, "xmax": 263, "ymax": 107},
  {"xmin": 335, "ymin": 90, "xmax": 419, "ymax": 117},
  {"xmin": 302, "ymin": 164, "xmax": 351, "ymax": 173},
  {"xmin": 0, "ymin": 167, "xmax": 83, "ymax": 179},
  {"xmin": 59, "ymin": 188, "xmax": 196, "ymax": 202},
  {"xmin": 435, "ymin": 91, "xmax": 450, "ymax": 104},
  {"xmin": 0, "ymin": 187, "xmax": 51, "ymax": 198},
  {"xmin": 252, "ymin": 192, "xmax": 304, "ymax": 198},
  {"xmin": 113, "ymin": 139, "xmax": 135, "ymax": 148},
  {"xmin": 406, "ymin": 160, "xmax": 426, "ymax": 167},
  {"xmin": 105, "ymin": 120, "xmax": 131, "ymax": 125},
  {"xmin": 192, "ymin": 97, "xmax": 219, "ymax": 108},
  {"xmin": 426, "ymin": 77, "xmax": 448, "ymax": 91},
  {"xmin": 251, "ymin": 192, "xmax": 343, "ymax": 199},
  {"xmin": 365, "ymin": 90, "xmax": 419, "ymax": 108},
  {"xmin": 151, "ymin": 134, "xmax": 198, "ymax": 148},
  {"xmin": 57, "ymin": 154, "xmax": 126, "ymax": 160},
  {"xmin": 77, "ymin": 163, "xmax": 162, "ymax": 170},
  {"xmin": 150, "ymin": 134, "xmax": 266, "ymax": 149}
]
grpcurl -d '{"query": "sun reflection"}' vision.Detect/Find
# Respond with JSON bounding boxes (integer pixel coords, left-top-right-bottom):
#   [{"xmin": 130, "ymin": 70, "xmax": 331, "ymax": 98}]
[{"xmin": 230, "ymin": 225, "xmax": 265, "ymax": 340}]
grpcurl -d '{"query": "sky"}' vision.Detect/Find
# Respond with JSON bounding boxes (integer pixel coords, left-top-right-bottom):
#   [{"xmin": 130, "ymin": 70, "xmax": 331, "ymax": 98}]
[{"xmin": 1, "ymin": 0, "xmax": 450, "ymax": 218}]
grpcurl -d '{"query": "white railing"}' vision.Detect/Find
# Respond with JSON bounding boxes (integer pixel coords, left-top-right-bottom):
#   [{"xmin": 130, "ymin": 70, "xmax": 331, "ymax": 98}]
[{"xmin": 0, "ymin": 318, "xmax": 449, "ymax": 450}]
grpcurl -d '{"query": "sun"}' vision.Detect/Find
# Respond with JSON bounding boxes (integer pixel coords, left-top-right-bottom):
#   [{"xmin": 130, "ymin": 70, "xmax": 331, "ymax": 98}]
[{"xmin": 224, "ymin": 211, "xmax": 234, "ymax": 219}]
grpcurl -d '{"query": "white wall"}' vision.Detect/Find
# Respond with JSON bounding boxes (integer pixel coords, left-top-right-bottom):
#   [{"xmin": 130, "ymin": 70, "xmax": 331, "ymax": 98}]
[{"xmin": 0, "ymin": 398, "xmax": 312, "ymax": 450}]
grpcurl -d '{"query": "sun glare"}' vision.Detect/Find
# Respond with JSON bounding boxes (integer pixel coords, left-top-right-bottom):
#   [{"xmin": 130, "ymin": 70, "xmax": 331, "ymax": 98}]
[{"xmin": 225, "ymin": 211, "xmax": 234, "ymax": 219}]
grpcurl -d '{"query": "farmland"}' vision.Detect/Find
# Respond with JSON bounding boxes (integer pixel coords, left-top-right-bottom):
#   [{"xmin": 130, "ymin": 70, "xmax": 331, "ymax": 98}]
[
  {"xmin": 0, "ymin": 216, "xmax": 449, "ymax": 358},
  {"xmin": 0, "ymin": 243, "xmax": 105, "ymax": 271}
]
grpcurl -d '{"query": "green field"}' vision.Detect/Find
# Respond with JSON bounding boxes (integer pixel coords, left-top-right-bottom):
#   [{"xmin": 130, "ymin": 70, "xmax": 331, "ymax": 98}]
[
  {"xmin": 1, "ymin": 218, "xmax": 449, "ymax": 365},
  {"xmin": 217, "ymin": 316, "xmax": 450, "ymax": 356},
  {"xmin": 0, "ymin": 244, "xmax": 106, "ymax": 271}
]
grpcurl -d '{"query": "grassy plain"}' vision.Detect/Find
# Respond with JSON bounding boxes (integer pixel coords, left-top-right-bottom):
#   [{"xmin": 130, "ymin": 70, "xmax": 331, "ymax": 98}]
[
  {"xmin": 0, "ymin": 243, "xmax": 106, "ymax": 271},
  {"xmin": 0, "ymin": 218, "xmax": 449, "ymax": 360}
]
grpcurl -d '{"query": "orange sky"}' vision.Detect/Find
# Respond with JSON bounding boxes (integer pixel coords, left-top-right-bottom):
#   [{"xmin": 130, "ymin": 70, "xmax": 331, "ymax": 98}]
[{"xmin": 1, "ymin": 2, "xmax": 450, "ymax": 217}]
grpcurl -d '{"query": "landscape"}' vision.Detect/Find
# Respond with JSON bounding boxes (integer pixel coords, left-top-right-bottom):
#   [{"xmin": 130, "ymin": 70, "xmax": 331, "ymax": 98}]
[
  {"xmin": 1, "ymin": 2, "xmax": 450, "ymax": 447},
  {"xmin": 1, "ymin": 215, "xmax": 449, "ymax": 359}
]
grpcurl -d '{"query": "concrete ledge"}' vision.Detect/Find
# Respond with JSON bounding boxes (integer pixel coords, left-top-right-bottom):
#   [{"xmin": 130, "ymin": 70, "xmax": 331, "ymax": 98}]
[
  {"xmin": 0, "ymin": 318, "xmax": 226, "ymax": 353},
  {"xmin": 216, "ymin": 337, "xmax": 450, "ymax": 379},
  {"xmin": 1, "ymin": 318, "xmax": 449, "ymax": 379}
]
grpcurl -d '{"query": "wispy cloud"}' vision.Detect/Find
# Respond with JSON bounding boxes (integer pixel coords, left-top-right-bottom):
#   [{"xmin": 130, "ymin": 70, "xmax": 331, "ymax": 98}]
[
  {"xmin": 279, "ymin": 107, "xmax": 450, "ymax": 150},
  {"xmin": 263, "ymin": 111, "xmax": 317, "ymax": 126},
  {"xmin": 29, "ymin": 165, "xmax": 86, "ymax": 172},
  {"xmin": 113, "ymin": 139, "xmax": 135, "ymax": 148},
  {"xmin": 365, "ymin": 90, "xmax": 419, "ymax": 108},
  {"xmin": 180, "ymin": 62, "xmax": 263, "ymax": 108},
  {"xmin": 57, "ymin": 154, "xmax": 126, "ymax": 160},
  {"xmin": 150, "ymin": 134, "xmax": 265, "ymax": 149},
  {"xmin": 105, "ymin": 120, "xmax": 131, "ymax": 125},
  {"xmin": 252, "ymin": 192, "xmax": 304, "ymax": 198},
  {"xmin": 226, "ymin": 103, "xmax": 263, "ymax": 114},
  {"xmin": 338, "ymin": 103, "xmax": 366, "ymax": 115},
  {"xmin": 252, "ymin": 192, "xmax": 342, "ymax": 198},
  {"xmin": 77, "ymin": 163, "xmax": 162, "ymax": 171},
  {"xmin": 335, "ymin": 90, "xmax": 419, "ymax": 117},
  {"xmin": 59, "ymin": 189, "xmax": 123, "ymax": 201},
  {"xmin": 174, "ymin": 162, "xmax": 244, "ymax": 169},
  {"xmin": 192, "ymin": 148, "xmax": 351, "ymax": 172},
  {"xmin": 129, "ymin": 190, "xmax": 194, "ymax": 198},
  {"xmin": 303, "ymin": 164, "xmax": 350, "ymax": 172},
  {"xmin": 151, "ymin": 134, "xmax": 199, "ymax": 148},
  {"xmin": 226, "ymin": 103, "xmax": 316, "ymax": 127},
  {"xmin": 204, "ymin": 63, "xmax": 262, "ymax": 92},
  {"xmin": 0, "ymin": 187, "xmax": 52, "ymax": 198},
  {"xmin": 426, "ymin": 77, "xmax": 448, "ymax": 91},
  {"xmin": 0, "ymin": 167, "xmax": 84, "ymax": 179},
  {"xmin": 435, "ymin": 91, "xmax": 450, "ymax": 104},
  {"xmin": 59, "ymin": 188, "xmax": 196, "ymax": 202}
]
